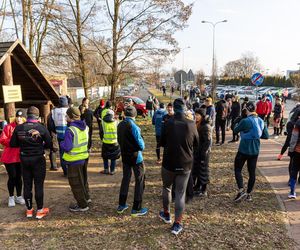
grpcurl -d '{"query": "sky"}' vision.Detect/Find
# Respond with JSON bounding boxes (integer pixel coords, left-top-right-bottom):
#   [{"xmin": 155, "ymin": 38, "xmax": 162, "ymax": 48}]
[{"xmin": 167, "ymin": 0, "xmax": 300, "ymax": 76}]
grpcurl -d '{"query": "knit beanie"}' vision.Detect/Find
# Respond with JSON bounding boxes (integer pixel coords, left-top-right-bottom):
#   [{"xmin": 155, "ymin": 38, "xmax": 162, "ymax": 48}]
[
  {"xmin": 173, "ymin": 98, "xmax": 185, "ymax": 113},
  {"xmin": 245, "ymin": 102, "xmax": 255, "ymax": 112},
  {"xmin": 59, "ymin": 96, "xmax": 68, "ymax": 107},
  {"xmin": 125, "ymin": 106, "xmax": 137, "ymax": 118},
  {"xmin": 16, "ymin": 109, "xmax": 25, "ymax": 117},
  {"xmin": 66, "ymin": 107, "xmax": 81, "ymax": 120},
  {"xmin": 27, "ymin": 106, "xmax": 40, "ymax": 119}
]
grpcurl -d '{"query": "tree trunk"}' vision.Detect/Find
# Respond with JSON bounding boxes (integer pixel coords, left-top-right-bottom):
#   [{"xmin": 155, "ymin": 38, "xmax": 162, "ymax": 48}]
[
  {"xmin": 28, "ymin": 0, "xmax": 34, "ymax": 55},
  {"xmin": 2, "ymin": 55, "xmax": 15, "ymax": 122},
  {"xmin": 22, "ymin": 0, "xmax": 28, "ymax": 46},
  {"xmin": 76, "ymin": 0, "xmax": 88, "ymax": 98},
  {"xmin": 110, "ymin": 0, "xmax": 120, "ymax": 102}
]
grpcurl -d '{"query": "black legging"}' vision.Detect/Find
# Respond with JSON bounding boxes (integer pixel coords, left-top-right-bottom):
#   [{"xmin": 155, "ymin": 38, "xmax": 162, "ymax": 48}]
[
  {"xmin": 21, "ymin": 155, "xmax": 46, "ymax": 210},
  {"xmin": 5, "ymin": 163, "xmax": 22, "ymax": 197},
  {"xmin": 215, "ymin": 119, "xmax": 226, "ymax": 144},
  {"xmin": 234, "ymin": 152, "xmax": 258, "ymax": 193}
]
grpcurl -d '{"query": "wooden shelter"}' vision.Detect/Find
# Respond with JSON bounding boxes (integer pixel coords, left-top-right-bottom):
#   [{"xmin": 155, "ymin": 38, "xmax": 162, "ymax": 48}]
[{"xmin": 0, "ymin": 40, "xmax": 59, "ymax": 123}]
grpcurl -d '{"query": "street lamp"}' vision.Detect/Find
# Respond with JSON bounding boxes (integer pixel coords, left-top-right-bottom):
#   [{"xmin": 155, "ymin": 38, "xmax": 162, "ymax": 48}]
[
  {"xmin": 202, "ymin": 19, "xmax": 227, "ymax": 100},
  {"xmin": 182, "ymin": 46, "xmax": 191, "ymax": 71},
  {"xmin": 180, "ymin": 46, "xmax": 191, "ymax": 97}
]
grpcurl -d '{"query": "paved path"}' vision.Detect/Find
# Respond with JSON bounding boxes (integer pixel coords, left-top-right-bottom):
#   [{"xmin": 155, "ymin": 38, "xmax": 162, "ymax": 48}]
[{"xmin": 258, "ymin": 136, "xmax": 300, "ymax": 247}]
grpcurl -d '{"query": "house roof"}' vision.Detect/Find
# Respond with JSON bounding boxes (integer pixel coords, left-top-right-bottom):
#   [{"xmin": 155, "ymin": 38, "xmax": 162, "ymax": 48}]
[
  {"xmin": 67, "ymin": 78, "xmax": 83, "ymax": 88},
  {"xmin": 0, "ymin": 40, "xmax": 59, "ymax": 107}
]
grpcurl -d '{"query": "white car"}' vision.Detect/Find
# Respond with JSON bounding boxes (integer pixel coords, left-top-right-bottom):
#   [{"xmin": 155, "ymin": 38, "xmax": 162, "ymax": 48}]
[{"xmin": 237, "ymin": 90, "xmax": 257, "ymax": 101}]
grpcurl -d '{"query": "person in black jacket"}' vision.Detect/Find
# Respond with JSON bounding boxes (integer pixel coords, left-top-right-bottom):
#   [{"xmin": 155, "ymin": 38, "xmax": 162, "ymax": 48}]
[
  {"xmin": 10, "ymin": 106, "xmax": 52, "ymax": 219},
  {"xmin": 117, "ymin": 106, "xmax": 148, "ymax": 217},
  {"xmin": 79, "ymin": 98, "xmax": 93, "ymax": 150},
  {"xmin": 192, "ymin": 108, "xmax": 212, "ymax": 197},
  {"xmin": 215, "ymin": 94, "xmax": 228, "ymax": 145},
  {"xmin": 229, "ymin": 96, "xmax": 241, "ymax": 143},
  {"xmin": 93, "ymin": 99, "xmax": 105, "ymax": 136},
  {"xmin": 159, "ymin": 98, "xmax": 199, "ymax": 236}
]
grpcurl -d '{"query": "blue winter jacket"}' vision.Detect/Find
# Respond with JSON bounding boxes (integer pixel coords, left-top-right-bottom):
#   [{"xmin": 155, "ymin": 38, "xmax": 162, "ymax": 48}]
[
  {"xmin": 234, "ymin": 114, "xmax": 269, "ymax": 156},
  {"xmin": 152, "ymin": 109, "xmax": 167, "ymax": 136}
]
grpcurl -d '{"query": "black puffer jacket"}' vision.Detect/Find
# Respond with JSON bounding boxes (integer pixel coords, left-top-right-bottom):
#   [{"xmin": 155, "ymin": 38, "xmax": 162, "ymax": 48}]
[
  {"xmin": 161, "ymin": 112, "xmax": 199, "ymax": 173},
  {"xmin": 193, "ymin": 116, "xmax": 211, "ymax": 184},
  {"xmin": 100, "ymin": 114, "xmax": 120, "ymax": 160},
  {"xmin": 230, "ymin": 101, "xmax": 241, "ymax": 120}
]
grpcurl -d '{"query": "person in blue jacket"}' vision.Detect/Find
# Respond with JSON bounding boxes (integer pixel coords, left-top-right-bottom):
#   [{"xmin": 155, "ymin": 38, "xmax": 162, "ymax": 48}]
[
  {"xmin": 233, "ymin": 101, "xmax": 269, "ymax": 202},
  {"xmin": 116, "ymin": 106, "xmax": 148, "ymax": 217},
  {"xmin": 152, "ymin": 103, "xmax": 167, "ymax": 164}
]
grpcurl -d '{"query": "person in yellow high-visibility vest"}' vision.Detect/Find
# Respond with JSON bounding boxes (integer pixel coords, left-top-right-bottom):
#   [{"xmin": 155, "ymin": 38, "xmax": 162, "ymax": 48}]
[
  {"xmin": 99, "ymin": 109, "xmax": 120, "ymax": 174},
  {"xmin": 60, "ymin": 107, "xmax": 90, "ymax": 212}
]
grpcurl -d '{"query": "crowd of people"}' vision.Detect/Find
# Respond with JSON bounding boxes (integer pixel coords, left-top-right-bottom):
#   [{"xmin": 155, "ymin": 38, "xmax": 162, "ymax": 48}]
[{"xmin": 1, "ymin": 88, "xmax": 300, "ymax": 236}]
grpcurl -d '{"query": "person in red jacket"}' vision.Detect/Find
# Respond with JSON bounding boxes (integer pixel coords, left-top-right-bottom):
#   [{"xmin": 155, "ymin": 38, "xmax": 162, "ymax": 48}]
[
  {"xmin": 0, "ymin": 110, "xmax": 26, "ymax": 207},
  {"xmin": 256, "ymin": 95, "xmax": 269, "ymax": 121},
  {"xmin": 266, "ymin": 97, "xmax": 273, "ymax": 128}
]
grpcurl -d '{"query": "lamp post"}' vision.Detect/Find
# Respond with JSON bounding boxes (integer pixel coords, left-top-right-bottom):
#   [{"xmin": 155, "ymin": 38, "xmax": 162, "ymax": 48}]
[
  {"xmin": 202, "ymin": 20, "xmax": 227, "ymax": 100},
  {"xmin": 180, "ymin": 46, "xmax": 190, "ymax": 97}
]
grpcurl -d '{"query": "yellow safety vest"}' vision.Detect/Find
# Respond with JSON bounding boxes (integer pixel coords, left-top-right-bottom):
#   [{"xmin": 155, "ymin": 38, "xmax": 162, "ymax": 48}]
[
  {"xmin": 101, "ymin": 108, "xmax": 110, "ymax": 119},
  {"xmin": 63, "ymin": 126, "xmax": 89, "ymax": 162},
  {"xmin": 102, "ymin": 120, "xmax": 118, "ymax": 144}
]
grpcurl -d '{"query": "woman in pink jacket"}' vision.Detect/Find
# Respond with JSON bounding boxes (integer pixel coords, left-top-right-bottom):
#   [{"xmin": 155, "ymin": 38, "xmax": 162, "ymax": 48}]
[{"xmin": 0, "ymin": 110, "xmax": 26, "ymax": 207}]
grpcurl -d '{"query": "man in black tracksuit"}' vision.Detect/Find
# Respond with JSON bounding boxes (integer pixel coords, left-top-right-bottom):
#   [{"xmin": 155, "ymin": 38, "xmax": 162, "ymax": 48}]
[
  {"xmin": 10, "ymin": 106, "xmax": 52, "ymax": 219},
  {"xmin": 159, "ymin": 98, "xmax": 199, "ymax": 235}
]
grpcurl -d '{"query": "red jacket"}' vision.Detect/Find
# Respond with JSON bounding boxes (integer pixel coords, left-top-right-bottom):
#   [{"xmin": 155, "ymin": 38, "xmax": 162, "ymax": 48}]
[
  {"xmin": 266, "ymin": 100, "xmax": 272, "ymax": 115},
  {"xmin": 256, "ymin": 100, "xmax": 269, "ymax": 116},
  {"xmin": 0, "ymin": 122, "xmax": 20, "ymax": 164}
]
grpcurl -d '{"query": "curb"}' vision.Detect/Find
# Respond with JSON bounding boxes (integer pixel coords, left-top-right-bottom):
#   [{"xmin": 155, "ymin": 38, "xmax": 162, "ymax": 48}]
[{"xmin": 257, "ymin": 167, "xmax": 293, "ymax": 241}]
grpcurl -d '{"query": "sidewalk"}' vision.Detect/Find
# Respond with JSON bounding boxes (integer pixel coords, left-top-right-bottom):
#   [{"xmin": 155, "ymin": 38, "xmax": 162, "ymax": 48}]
[{"xmin": 258, "ymin": 137, "xmax": 300, "ymax": 247}]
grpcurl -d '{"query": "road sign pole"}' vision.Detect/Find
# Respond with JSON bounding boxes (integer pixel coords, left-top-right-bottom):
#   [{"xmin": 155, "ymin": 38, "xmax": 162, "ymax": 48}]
[{"xmin": 180, "ymin": 73, "xmax": 183, "ymax": 98}]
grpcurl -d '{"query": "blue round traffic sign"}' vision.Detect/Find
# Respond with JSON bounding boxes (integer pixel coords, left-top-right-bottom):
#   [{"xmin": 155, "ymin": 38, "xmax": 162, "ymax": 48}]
[{"xmin": 251, "ymin": 73, "xmax": 264, "ymax": 86}]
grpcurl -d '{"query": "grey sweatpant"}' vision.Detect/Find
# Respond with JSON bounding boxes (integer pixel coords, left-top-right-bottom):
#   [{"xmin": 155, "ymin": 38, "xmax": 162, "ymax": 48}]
[{"xmin": 161, "ymin": 167, "xmax": 191, "ymax": 223}]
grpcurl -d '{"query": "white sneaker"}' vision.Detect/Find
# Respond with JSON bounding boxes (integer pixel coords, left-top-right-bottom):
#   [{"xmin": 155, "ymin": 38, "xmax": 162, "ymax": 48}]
[
  {"xmin": 15, "ymin": 196, "xmax": 25, "ymax": 205},
  {"xmin": 8, "ymin": 196, "xmax": 16, "ymax": 207}
]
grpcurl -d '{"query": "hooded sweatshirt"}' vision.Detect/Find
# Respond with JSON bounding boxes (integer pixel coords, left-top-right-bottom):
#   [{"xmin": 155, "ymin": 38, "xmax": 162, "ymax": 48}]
[
  {"xmin": 60, "ymin": 120, "xmax": 88, "ymax": 165},
  {"xmin": 152, "ymin": 108, "xmax": 167, "ymax": 136}
]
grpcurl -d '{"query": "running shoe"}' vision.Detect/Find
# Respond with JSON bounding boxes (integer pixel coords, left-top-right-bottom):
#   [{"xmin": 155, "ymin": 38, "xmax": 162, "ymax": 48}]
[
  {"xmin": 69, "ymin": 204, "xmax": 89, "ymax": 212},
  {"xmin": 171, "ymin": 222, "xmax": 183, "ymax": 235},
  {"xmin": 117, "ymin": 204, "xmax": 129, "ymax": 214},
  {"xmin": 156, "ymin": 159, "xmax": 162, "ymax": 164},
  {"xmin": 26, "ymin": 208, "xmax": 34, "ymax": 218},
  {"xmin": 288, "ymin": 192, "xmax": 296, "ymax": 199},
  {"xmin": 131, "ymin": 207, "xmax": 148, "ymax": 217},
  {"xmin": 246, "ymin": 193, "xmax": 253, "ymax": 202},
  {"xmin": 8, "ymin": 196, "xmax": 15, "ymax": 207},
  {"xmin": 36, "ymin": 208, "xmax": 50, "ymax": 219},
  {"xmin": 159, "ymin": 211, "xmax": 172, "ymax": 224},
  {"xmin": 234, "ymin": 191, "xmax": 247, "ymax": 202},
  {"xmin": 15, "ymin": 196, "xmax": 25, "ymax": 205},
  {"xmin": 100, "ymin": 169, "xmax": 109, "ymax": 175}
]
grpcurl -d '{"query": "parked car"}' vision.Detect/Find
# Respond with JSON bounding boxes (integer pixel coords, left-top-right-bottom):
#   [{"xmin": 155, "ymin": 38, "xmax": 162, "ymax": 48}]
[
  {"xmin": 115, "ymin": 96, "xmax": 148, "ymax": 117},
  {"xmin": 237, "ymin": 90, "xmax": 257, "ymax": 101}
]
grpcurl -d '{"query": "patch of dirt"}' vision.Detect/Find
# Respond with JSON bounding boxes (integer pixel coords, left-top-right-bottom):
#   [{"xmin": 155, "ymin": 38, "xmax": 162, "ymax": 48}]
[{"xmin": 0, "ymin": 119, "xmax": 295, "ymax": 249}]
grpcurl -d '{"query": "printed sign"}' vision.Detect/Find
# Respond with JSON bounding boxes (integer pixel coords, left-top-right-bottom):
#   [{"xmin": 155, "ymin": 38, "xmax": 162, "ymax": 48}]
[{"xmin": 2, "ymin": 85, "xmax": 22, "ymax": 103}]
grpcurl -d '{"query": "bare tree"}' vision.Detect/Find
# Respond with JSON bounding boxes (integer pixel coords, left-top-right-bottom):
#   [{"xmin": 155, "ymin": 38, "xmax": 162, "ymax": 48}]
[
  {"xmin": 94, "ymin": 0, "xmax": 193, "ymax": 101},
  {"xmin": 2, "ymin": 0, "xmax": 56, "ymax": 64},
  {"xmin": 50, "ymin": 0, "xmax": 96, "ymax": 97},
  {"xmin": 195, "ymin": 70, "xmax": 205, "ymax": 86},
  {"xmin": 223, "ymin": 52, "xmax": 261, "ymax": 79}
]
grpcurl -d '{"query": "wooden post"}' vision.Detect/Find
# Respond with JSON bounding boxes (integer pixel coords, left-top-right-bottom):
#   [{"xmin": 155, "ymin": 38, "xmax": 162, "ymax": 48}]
[
  {"xmin": 2, "ymin": 55, "xmax": 15, "ymax": 122},
  {"xmin": 41, "ymin": 101, "xmax": 51, "ymax": 126}
]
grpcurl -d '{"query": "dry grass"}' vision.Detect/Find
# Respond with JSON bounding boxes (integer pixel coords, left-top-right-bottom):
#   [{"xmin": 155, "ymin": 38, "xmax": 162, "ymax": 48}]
[{"xmin": 0, "ymin": 119, "xmax": 294, "ymax": 249}]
